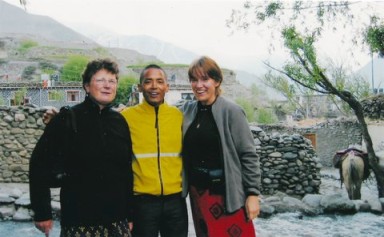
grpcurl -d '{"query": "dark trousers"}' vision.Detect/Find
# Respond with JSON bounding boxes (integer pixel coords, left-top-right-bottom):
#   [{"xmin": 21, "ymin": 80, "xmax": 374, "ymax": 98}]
[{"xmin": 132, "ymin": 193, "xmax": 188, "ymax": 237}]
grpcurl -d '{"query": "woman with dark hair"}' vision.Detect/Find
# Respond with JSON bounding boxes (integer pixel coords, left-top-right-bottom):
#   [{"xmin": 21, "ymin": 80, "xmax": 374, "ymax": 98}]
[
  {"xmin": 181, "ymin": 56, "xmax": 261, "ymax": 236},
  {"xmin": 30, "ymin": 58, "xmax": 133, "ymax": 237}
]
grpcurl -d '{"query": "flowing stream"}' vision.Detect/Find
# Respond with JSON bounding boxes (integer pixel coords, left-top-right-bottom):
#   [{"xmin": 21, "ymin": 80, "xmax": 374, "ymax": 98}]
[{"xmin": 0, "ymin": 169, "xmax": 383, "ymax": 237}]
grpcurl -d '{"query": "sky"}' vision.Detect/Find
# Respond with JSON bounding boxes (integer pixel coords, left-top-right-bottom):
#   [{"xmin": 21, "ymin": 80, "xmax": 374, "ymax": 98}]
[{"xmin": 2, "ymin": 0, "xmax": 383, "ymax": 77}]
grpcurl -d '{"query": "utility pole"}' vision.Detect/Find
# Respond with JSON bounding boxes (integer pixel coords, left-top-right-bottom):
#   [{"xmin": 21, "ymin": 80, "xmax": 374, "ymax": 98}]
[{"xmin": 372, "ymin": 52, "xmax": 375, "ymax": 94}]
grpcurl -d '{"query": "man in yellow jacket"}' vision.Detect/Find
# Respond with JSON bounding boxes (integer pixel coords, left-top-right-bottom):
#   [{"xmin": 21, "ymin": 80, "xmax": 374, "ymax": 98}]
[{"xmin": 121, "ymin": 64, "xmax": 187, "ymax": 237}]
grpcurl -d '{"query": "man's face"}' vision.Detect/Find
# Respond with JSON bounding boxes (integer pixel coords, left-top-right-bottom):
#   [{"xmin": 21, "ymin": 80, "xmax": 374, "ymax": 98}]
[{"xmin": 139, "ymin": 68, "xmax": 169, "ymax": 107}]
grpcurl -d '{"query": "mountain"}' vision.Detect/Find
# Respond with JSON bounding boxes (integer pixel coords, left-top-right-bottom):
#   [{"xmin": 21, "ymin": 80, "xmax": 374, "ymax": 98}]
[
  {"xmin": 0, "ymin": 0, "xmax": 94, "ymax": 44},
  {"xmin": 356, "ymin": 57, "xmax": 384, "ymax": 91},
  {"xmin": 0, "ymin": 0, "xmax": 282, "ymax": 102},
  {"xmin": 69, "ymin": 23, "xmax": 198, "ymax": 64},
  {"xmin": 0, "ymin": 0, "xmax": 161, "ymax": 77}
]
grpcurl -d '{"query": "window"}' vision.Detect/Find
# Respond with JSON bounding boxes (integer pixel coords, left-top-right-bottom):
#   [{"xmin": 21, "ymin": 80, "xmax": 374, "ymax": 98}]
[
  {"xmin": 24, "ymin": 97, "xmax": 31, "ymax": 104},
  {"xmin": 66, "ymin": 90, "xmax": 80, "ymax": 102},
  {"xmin": 48, "ymin": 91, "xmax": 60, "ymax": 101}
]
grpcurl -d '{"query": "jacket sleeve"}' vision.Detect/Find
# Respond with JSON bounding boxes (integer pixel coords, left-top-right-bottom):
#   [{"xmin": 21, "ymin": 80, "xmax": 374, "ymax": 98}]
[
  {"xmin": 29, "ymin": 126, "xmax": 53, "ymax": 221},
  {"xmin": 29, "ymin": 113, "xmax": 66, "ymax": 221},
  {"xmin": 229, "ymin": 106, "xmax": 261, "ymax": 196},
  {"xmin": 126, "ymin": 126, "xmax": 134, "ymax": 222},
  {"xmin": 119, "ymin": 115, "xmax": 134, "ymax": 222}
]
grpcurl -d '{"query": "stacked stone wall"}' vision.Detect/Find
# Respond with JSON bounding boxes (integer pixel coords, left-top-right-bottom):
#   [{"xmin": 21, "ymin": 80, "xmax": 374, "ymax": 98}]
[
  {"xmin": 0, "ymin": 105, "xmax": 45, "ymax": 183},
  {"xmin": 257, "ymin": 118, "xmax": 362, "ymax": 167},
  {"xmin": 362, "ymin": 94, "xmax": 384, "ymax": 120},
  {"xmin": 251, "ymin": 126, "xmax": 321, "ymax": 196},
  {"xmin": 0, "ymin": 106, "xmax": 360, "ymax": 199}
]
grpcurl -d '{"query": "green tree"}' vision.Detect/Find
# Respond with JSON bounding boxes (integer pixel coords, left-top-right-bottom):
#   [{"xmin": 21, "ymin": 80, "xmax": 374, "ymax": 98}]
[
  {"xmin": 48, "ymin": 90, "xmax": 64, "ymax": 101},
  {"xmin": 228, "ymin": 1, "xmax": 384, "ymax": 197},
  {"xmin": 17, "ymin": 40, "xmax": 38, "ymax": 54},
  {"xmin": 61, "ymin": 55, "xmax": 89, "ymax": 82},
  {"xmin": 21, "ymin": 65, "xmax": 36, "ymax": 80},
  {"xmin": 263, "ymin": 60, "xmax": 370, "ymax": 118},
  {"xmin": 115, "ymin": 75, "xmax": 138, "ymax": 105},
  {"xmin": 236, "ymin": 98, "xmax": 256, "ymax": 122},
  {"xmin": 14, "ymin": 87, "xmax": 27, "ymax": 105},
  {"xmin": 255, "ymin": 107, "xmax": 278, "ymax": 124},
  {"xmin": 39, "ymin": 61, "xmax": 59, "ymax": 75},
  {"xmin": 365, "ymin": 16, "xmax": 384, "ymax": 57}
]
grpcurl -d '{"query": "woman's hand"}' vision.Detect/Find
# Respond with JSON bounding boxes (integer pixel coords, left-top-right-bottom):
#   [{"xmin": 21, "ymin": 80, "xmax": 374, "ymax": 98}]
[
  {"xmin": 43, "ymin": 107, "xmax": 58, "ymax": 125},
  {"xmin": 245, "ymin": 195, "xmax": 260, "ymax": 221},
  {"xmin": 35, "ymin": 219, "xmax": 53, "ymax": 237}
]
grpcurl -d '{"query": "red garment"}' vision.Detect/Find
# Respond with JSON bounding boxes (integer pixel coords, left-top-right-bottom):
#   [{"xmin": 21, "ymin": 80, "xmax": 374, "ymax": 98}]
[{"xmin": 190, "ymin": 186, "xmax": 256, "ymax": 237}]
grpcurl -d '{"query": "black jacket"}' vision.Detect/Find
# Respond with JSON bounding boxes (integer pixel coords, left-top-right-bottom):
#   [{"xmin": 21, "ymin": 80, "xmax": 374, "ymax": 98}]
[{"xmin": 29, "ymin": 97, "xmax": 133, "ymax": 226}]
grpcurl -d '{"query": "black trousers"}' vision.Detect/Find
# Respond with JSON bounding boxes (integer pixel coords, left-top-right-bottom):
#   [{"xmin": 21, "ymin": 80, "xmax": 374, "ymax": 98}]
[{"xmin": 132, "ymin": 193, "xmax": 188, "ymax": 237}]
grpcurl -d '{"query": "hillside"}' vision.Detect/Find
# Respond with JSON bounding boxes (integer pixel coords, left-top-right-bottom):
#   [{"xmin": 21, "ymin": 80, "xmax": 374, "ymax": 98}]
[
  {"xmin": 0, "ymin": 0, "xmax": 93, "ymax": 44},
  {"xmin": 0, "ymin": 0, "xmax": 253, "ymax": 104},
  {"xmin": 0, "ymin": 0, "xmax": 161, "ymax": 79}
]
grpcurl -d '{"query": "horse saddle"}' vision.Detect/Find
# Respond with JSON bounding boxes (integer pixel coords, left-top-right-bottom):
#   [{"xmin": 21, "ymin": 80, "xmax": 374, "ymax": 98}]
[{"xmin": 333, "ymin": 147, "xmax": 370, "ymax": 180}]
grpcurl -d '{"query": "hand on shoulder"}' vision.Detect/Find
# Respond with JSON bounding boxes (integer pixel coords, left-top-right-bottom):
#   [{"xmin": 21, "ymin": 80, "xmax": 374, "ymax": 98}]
[{"xmin": 43, "ymin": 107, "xmax": 59, "ymax": 125}]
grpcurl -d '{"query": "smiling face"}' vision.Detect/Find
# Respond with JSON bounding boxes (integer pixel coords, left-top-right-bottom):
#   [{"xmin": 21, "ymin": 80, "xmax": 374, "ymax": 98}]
[
  {"xmin": 84, "ymin": 69, "xmax": 117, "ymax": 109},
  {"xmin": 188, "ymin": 56, "xmax": 223, "ymax": 105},
  {"xmin": 190, "ymin": 68, "xmax": 220, "ymax": 105},
  {"xmin": 138, "ymin": 68, "xmax": 169, "ymax": 107}
]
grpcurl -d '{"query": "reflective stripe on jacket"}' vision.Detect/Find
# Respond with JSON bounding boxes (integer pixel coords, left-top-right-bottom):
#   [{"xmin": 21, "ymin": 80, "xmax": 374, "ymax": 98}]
[{"xmin": 121, "ymin": 100, "xmax": 183, "ymax": 195}]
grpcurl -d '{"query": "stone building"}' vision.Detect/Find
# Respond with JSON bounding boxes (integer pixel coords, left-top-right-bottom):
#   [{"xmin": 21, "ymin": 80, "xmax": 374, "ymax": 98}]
[{"xmin": 0, "ymin": 81, "xmax": 84, "ymax": 108}]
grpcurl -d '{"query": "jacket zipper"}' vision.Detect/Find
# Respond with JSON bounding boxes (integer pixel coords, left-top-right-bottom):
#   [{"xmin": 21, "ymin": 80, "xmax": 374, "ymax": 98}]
[{"xmin": 155, "ymin": 106, "xmax": 164, "ymax": 195}]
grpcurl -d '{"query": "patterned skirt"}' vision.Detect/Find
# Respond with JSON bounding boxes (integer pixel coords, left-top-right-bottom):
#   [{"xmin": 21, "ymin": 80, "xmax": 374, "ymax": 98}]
[
  {"xmin": 60, "ymin": 218, "xmax": 131, "ymax": 237},
  {"xmin": 189, "ymin": 186, "xmax": 256, "ymax": 237}
]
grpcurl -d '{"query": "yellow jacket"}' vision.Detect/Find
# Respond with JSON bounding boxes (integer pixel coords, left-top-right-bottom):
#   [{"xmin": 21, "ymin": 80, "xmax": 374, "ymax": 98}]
[{"xmin": 121, "ymin": 100, "xmax": 183, "ymax": 195}]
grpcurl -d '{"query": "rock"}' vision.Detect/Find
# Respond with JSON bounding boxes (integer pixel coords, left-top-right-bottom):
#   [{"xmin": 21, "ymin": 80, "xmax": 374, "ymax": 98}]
[
  {"xmin": 13, "ymin": 207, "xmax": 32, "ymax": 221},
  {"xmin": 0, "ymin": 205, "xmax": 15, "ymax": 220},
  {"xmin": 0, "ymin": 194, "xmax": 15, "ymax": 204},
  {"xmin": 259, "ymin": 203, "xmax": 275, "ymax": 218},
  {"xmin": 9, "ymin": 188, "xmax": 23, "ymax": 199},
  {"xmin": 15, "ymin": 193, "xmax": 30, "ymax": 207},
  {"xmin": 366, "ymin": 198, "xmax": 382, "ymax": 214},
  {"xmin": 353, "ymin": 200, "xmax": 371, "ymax": 212},
  {"xmin": 320, "ymin": 194, "xmax": 356, "ymax": 214},
  {"xmin": 302, "ymin": 194, "xmax": 322, "ymax": 208}
]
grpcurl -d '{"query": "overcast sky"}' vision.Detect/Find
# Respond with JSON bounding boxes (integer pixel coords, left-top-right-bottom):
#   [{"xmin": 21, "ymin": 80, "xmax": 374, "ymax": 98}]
[{"xmin": 3, "ymin": 0, "xmax": 382, "ymax": 76}]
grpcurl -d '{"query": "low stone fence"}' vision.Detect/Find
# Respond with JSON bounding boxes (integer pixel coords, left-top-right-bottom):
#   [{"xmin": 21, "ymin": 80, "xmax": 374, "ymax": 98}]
[
  {"xmin": 257, "ymin": 118, "xmax": 362, "ymax": 167},
  {"xmin": 0, "ymin": 106, "xmax": 383, "ymax": 222},
  {"xmin": 362, "ymin": 94, "xmax": 384, "ymax": 120},
  {"xmin": 0, "ymin": 105, "xmax": 46, "ymax": 183},
  {"xmin": 251, "ymin": 126, "xmax": 321, "ymax": 196}
]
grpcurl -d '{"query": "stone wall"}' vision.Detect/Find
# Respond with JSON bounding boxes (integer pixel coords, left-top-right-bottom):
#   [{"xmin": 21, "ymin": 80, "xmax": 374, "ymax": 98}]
[
  {"xmin": 251, "ymin": 126, "xmax": 321, "ymax": 196},
  {"xmin": 362, "ymin": 94, "xmax": 384, "ymax": 120},
  {"xmin": 257, "ymin": 118, "xmax": 362, "ymax": 167},
  {"xmin": 0, "ymin": 106, "xmax": 359, "ymax": 197},
  {"xmin": 0, "ymin": 105, "xmax": 46, "ymax": 183}
]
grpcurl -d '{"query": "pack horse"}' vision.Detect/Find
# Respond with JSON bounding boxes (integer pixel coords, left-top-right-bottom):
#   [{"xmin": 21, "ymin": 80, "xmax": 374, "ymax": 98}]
[{"xmin": 333, "ymin": 147, "xmax": 370, "ymax": 200}]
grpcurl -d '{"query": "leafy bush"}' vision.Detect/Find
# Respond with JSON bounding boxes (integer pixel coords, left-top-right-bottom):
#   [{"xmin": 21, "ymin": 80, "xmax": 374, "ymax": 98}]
[
  {"xmin": 22, "ymin": 66, "xmax": 36, "ymax": 80},
  {"xmin": 48, "ymin": 90, "xmax": 64, "ymax": 101},
  {"xmin": 13, "ymin": 87, "xmax": 27, "ymax": 105},
  {"xmin": 235, "ymin": 98, "xmax": 256, "ymax": 122},
  {"xmin": 255, "ymin": 107, "xmax": 278, "ymax": 124},
  {"xmin": 115, "ymin": 75, "xmax": 138, "ymax": 105},
  {"xmin": 18, "ymin": 40, "xmax": 38, "ymax": 54},
  {"xmin": 61, "ymin": 55, "xmax": 89, "ymax": 82}
]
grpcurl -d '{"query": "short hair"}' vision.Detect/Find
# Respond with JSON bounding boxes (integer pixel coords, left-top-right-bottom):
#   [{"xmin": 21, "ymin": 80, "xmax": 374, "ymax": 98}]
[
  {"xmin": 188, "ymin": 56, "xmax": 223, "ymax": 95},
  {"xmin": 82, "ymin": 58, "xmax": 119, "ymax": 90},
  {"xmin": 139, "ymin": 64, "xmax": 167, "ymax": 84}
]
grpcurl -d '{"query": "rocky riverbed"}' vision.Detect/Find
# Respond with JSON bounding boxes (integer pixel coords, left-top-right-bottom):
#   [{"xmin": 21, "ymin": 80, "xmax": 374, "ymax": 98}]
[{"xmin": 0, "ymin": 168, "xmax": 383, "ymax": 222}]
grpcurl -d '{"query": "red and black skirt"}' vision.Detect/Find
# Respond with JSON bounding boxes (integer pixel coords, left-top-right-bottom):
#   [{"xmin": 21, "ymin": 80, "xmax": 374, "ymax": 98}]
[{"xmin": 189, "ymin": 186, "xmax": 256, "ymax": 237}]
